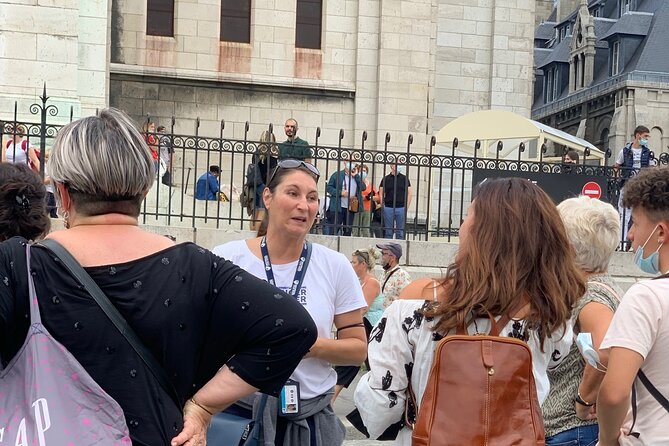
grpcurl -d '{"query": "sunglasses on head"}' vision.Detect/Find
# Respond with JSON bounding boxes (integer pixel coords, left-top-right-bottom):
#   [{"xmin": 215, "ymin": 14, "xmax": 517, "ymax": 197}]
[{"xmin": 267, "ymin": 159, "xmax": 320, "ymax": 186}]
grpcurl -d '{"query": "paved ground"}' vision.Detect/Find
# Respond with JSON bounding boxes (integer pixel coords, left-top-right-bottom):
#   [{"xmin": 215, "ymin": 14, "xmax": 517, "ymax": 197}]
[{"xmin": 334, "ymin": 372, "xmax": 384, "ymax": 445}]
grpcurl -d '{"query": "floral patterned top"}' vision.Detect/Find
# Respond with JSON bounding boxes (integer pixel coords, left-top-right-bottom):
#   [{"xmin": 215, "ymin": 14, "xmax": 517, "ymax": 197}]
[
  {"xmin": 380, "ymin": 266, "xmax": 412, "ymax": 308},
  {"xmin": 354, "ymin": 300, "xmax": 572, "ymax": 444}
]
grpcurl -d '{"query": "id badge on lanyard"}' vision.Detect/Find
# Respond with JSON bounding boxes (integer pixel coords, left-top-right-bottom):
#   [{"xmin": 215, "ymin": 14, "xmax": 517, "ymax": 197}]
[{"xmin": 260, "ymin": 237, "xmax": 312, "ymax": 417}]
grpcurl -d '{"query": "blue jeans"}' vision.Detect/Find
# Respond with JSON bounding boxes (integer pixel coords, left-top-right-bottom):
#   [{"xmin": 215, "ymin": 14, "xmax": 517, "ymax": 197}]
[
  {"xmin": 382, "ymin": 206, "xmax": 405, "ymax": 239},
  {"xmin": 546, "ymin": 424, "xmax": 598, "ymax": 446}
]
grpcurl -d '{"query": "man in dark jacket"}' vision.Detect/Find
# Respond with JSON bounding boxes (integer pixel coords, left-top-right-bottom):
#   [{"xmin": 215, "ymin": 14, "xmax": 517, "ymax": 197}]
[{"xmin": 325, "ymin": 160, "xmax": 363, "ymax": 236}]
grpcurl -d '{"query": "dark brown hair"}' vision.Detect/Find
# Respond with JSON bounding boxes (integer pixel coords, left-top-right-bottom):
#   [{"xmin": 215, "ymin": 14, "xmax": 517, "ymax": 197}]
[
  {"xmin": 622, "ymin": 166, "xmax": 669, "ymax": 222},
  {"xmin": 0, "ymin": 163, "xmax": 50, "ymax": 241},
  {"xmin": 426, "ymin": 178, "xmax": 585, "ymax": 349}
]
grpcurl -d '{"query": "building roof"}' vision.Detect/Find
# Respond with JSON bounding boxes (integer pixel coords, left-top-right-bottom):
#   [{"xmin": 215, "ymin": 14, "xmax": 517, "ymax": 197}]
[
  {"xmin": 534, "ymin": 48, "xmax": 552, "ymax": 68},
  {"xmin": 592, "ymin": 17, "xmax": 615, "ymax": 48},
  {"xmin": 599, "ymin": 12, "xmax": 653, "ymax": 40},
  {"xmin": 628, "ymin": 1, "xmax": 669, "ymax": 74},
  {"xmin": 537, "ymin": 35, "xmax": 572, "ymax": 69},
  {"xmin": 535, "ymin": 21, "xmax": 556, "ymax": 41}
]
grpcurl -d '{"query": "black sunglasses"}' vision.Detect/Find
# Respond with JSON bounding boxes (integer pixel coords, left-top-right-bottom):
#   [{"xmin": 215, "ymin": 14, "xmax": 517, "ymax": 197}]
[{"xmin": 267, "ymin": 160, "xmax": 320, "ymax": 186}]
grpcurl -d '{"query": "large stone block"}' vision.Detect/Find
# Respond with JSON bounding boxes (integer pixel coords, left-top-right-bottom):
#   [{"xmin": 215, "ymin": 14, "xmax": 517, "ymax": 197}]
[{"xmin": 1, "ymin": 32, "xmax": 37, "ymax": 60}]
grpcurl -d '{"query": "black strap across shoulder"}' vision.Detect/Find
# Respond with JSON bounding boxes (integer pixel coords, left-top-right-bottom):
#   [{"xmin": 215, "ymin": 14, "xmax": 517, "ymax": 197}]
[
  {"xmin": 382, "ymin": 267, "xmax": 399, "ymax": 293},
  {"xmin": 629, "ymin": 272, "xmax": 669, "ymax": 438},
  {"xmin": 38, "ymin": 239, "xmax": 182, "ymax": 411}
]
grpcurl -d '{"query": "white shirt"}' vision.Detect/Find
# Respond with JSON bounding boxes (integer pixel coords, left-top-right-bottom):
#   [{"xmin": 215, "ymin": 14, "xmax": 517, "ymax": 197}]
[
  {"xmin": 601, "ymin": 279, "xmax": 669, "ymax": 445},
  {"xmin": 5, "ymin": 140, "xmax": 30, "ymax": 165},
  {"xmin": 354, "ymin": 300, "xmax": 572, "ymax": 443},
  {"xmin": 616, "ymin": 146, "xmax": 642, "ymax": 169},
  {"xmin": 212, "ymin": 239, "xmax": 366, "ymax": 398}
]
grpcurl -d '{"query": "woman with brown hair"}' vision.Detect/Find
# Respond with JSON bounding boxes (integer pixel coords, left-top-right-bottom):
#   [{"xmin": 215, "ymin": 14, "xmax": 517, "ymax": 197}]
[{"xmin": 354, "ymin": 177, "xmax": 586, "ymax": 444}]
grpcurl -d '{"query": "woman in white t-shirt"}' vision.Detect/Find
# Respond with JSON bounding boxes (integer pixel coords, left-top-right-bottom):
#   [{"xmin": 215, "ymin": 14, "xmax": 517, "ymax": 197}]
[
  {"xmin": 3, "ymin": 124, "xmax": 40, "ymax": 172},
  {"xmin": 212, "ymin": 159, "xmax": 367, "ymax": 446},
  {"xmin": 354, "ymin": 177, "xmax": 587, "ymax": 444}
]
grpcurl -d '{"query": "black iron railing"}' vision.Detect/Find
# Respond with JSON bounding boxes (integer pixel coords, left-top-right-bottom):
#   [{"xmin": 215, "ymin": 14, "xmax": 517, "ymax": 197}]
[{"xmin": 2, "ymin": 88, "xmax": 664, "ymax": 244}]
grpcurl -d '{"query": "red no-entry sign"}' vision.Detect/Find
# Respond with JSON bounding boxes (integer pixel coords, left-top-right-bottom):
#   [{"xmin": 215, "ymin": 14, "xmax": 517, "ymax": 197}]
[{"xmin": 582, "ymin": 181, "xmax": 602, "ymax": 199}]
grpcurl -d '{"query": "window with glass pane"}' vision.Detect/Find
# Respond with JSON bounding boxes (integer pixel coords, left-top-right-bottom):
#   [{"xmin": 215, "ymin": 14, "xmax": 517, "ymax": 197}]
[
  {"xmin": 296, "ymin": 0, "xmax": 322, "ymax": 49},
  {"xmin": 611, "ymin": 41, "xmax": 620, "ymax": 75},
  {"xmin": 147, "ymin": 0, "xmax": 174, "ymax": 37},
  {"xmin": 221, "ymin": 0, "xmax": 251, "ymax": 43}
]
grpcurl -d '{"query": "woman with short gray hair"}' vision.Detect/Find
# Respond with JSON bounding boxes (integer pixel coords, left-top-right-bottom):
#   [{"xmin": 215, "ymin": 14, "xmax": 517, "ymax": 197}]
[
  {"xmin": 543, "ymin": 196, "xmax": 623, "ymax": 446},
  {"xmin": 0, "ymin": 108, "xmax": 317, "ymax": 446}
]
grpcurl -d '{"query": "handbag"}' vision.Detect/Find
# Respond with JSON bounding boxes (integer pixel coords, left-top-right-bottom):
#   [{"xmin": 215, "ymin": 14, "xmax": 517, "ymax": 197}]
[
  {"xmin": 0, "ymin": 245, "xmax": 131, "ymax": 444},
  {"xmin": 349, "ymin": 196, "xmax": 360, "ymax": 213},
  {"xmin": 207, "ymin": 395, "xmax": 268, "ymax": 446}
]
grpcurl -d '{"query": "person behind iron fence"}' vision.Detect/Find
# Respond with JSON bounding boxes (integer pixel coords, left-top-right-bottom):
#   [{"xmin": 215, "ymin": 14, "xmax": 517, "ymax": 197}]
[
  {"xmin": 354, "ymin": 178, "xmax": 585, "ymax": 444},
  {"xmin": 614, "ymin": 125, "xmax": 652, "ymax": 250},
  {"xmin": 352, "ymin": 164, "xmax": 378, "ymax": 237},
  {"xmin": 278, "ymin": 118, "xmax": 312, "ymax": 163},
  {"xmin": 195, "ymin": 165, "xmax": 220, "ymax": 201},
  {"xmin": 597, "ymin": 166, "xmax": 669, "ymax": 446},
  {"xmin": 2, "ymin": 123, "xmax": 40, "ymax": 173},
  {"xmin": 213, "ymin": 159, "xmax": 367, "ymax": 446},
  {"xmin": 248, "ymin": 130, "xmax": 278, "ymax": 231},
  {"xmin": 157, "ymin": 125, "xmax": 174, "ymax": 187},
  {"xmin": 542, "ymin": 196, "xmax": 623, "ymax": 446},
  {"xmin": 379, "ymin": 163, "xmax": 412, "ymax": 240},
  {"xmin": 325, "ymin": 158, "xmax": 363, "ymax": 237},
  {"xmin": 0, "ymin": 108, "xmax": 317, "ymax": 445}
]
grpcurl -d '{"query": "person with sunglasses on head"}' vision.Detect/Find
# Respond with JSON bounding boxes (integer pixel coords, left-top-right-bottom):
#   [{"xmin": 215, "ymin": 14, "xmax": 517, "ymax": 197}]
[
  {"xmin": 212, "ymin": 160, "xmax": 368, "ymax": 446},
  {"xmin": 332, "ymin": 247, "xmax": 383, "ymax": 404}
]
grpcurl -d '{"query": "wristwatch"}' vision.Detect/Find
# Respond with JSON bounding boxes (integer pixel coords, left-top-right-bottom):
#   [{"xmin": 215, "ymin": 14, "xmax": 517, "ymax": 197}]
[{"xmin": 575, "ymin": 392, "xmax": 595, "ymax": 407}]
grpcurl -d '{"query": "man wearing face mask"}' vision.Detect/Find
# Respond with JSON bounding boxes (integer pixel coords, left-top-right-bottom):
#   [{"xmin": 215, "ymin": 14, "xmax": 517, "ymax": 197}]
[
  {"xmin": 379, "ymin": 163, "xmax": 412, "ymax": 239},
  {"xmin": 614, "ymin": 125, "xmax": 652, "ymax": 251},
  {"xmin": 376, "ymin": 242, "xmax": 411, "ymax": 308},
  {"xmin": 597, "ymin": 166, "xmax": 669, "ymax": 446},
  {"xmin": 325, "ymin": 159, "xmax": 363, "ymax": 236}
]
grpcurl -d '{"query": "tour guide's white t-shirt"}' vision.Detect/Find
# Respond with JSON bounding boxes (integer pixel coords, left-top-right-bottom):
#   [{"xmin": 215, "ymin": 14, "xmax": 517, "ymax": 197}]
[
  {"xmin": 213, "ymin": 240, "xmax": 366, "ymax": 399},
  {"xmin": 601, "ymin": 278, "xmax": 669, "ymax": 445}
]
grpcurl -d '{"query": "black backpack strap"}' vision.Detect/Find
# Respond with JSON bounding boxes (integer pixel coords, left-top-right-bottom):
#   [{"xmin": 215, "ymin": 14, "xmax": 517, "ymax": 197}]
[
  {"xmin": 382, "ymin": 267, "xmax": 399, "ymax": 293},
  {"xmin": 38, "ymin": 239, "xmax": 183, "ymax": 411},
  {"xmin": 638, "ymin": 369, "xmax": 669, "ymax": 411}
]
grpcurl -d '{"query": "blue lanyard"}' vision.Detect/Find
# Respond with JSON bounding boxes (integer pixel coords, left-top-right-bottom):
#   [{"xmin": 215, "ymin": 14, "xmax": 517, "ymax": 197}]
[{"xmin": 260, "ymin": 237, "xmax": 311, "ymax": 298}]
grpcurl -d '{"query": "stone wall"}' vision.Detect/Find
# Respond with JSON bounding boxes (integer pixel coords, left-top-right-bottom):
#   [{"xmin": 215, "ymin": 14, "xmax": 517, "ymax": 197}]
[
  {"xmin": 432, "ymin": 0, "xmax": 536, "ymax": 134},
  {"xmin": 110, "ymin": 0, "xmax": 538, "ymax": 154},
  {"xmin": 0, "ymin": 0, "xmax": 109, "ymax": 121}
]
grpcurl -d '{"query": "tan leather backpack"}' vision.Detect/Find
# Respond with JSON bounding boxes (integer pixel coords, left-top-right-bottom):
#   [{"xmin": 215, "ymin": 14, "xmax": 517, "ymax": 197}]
[{"xmin": 412, "ymin": 312, "xmax": 545, "ymax": 446}]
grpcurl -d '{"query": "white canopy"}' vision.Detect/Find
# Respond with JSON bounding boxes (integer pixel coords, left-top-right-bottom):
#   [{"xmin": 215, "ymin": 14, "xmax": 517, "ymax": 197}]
[{"xmin": 434, "ymin": 110, "xmax": 604, "ymax": 160}]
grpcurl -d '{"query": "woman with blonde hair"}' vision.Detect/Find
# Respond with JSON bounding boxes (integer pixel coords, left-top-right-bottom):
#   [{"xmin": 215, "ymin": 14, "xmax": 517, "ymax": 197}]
[
  {"xmin": 248, "ymin": 130, "xmax": 278, "ymax": 230},
  {"xmin": 355, "ymin": 177, "xmax": 586, "ymax": 444},
  {"xmin": 333, "ymin": 246, "xmax": 383, "ymax": 403},
  {"xmin": 543, "ymin": 196, "xmax": 623, "ymax": 446}
]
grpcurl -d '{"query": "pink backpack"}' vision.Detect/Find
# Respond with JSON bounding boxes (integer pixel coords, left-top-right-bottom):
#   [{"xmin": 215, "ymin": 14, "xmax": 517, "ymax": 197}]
[{"xmin": 0, "ymin": 245, "xmax": 130, "ymax": 445}]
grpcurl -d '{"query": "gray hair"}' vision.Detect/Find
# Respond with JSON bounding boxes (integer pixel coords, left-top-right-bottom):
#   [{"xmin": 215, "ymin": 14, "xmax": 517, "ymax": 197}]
[
  {"xmin": 557, "ymin": 196, "xmax": 620, "ymax": 273},
  {"xmin": 49, "ymin": 108, "xmax": 154, "ymax": 216}
]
